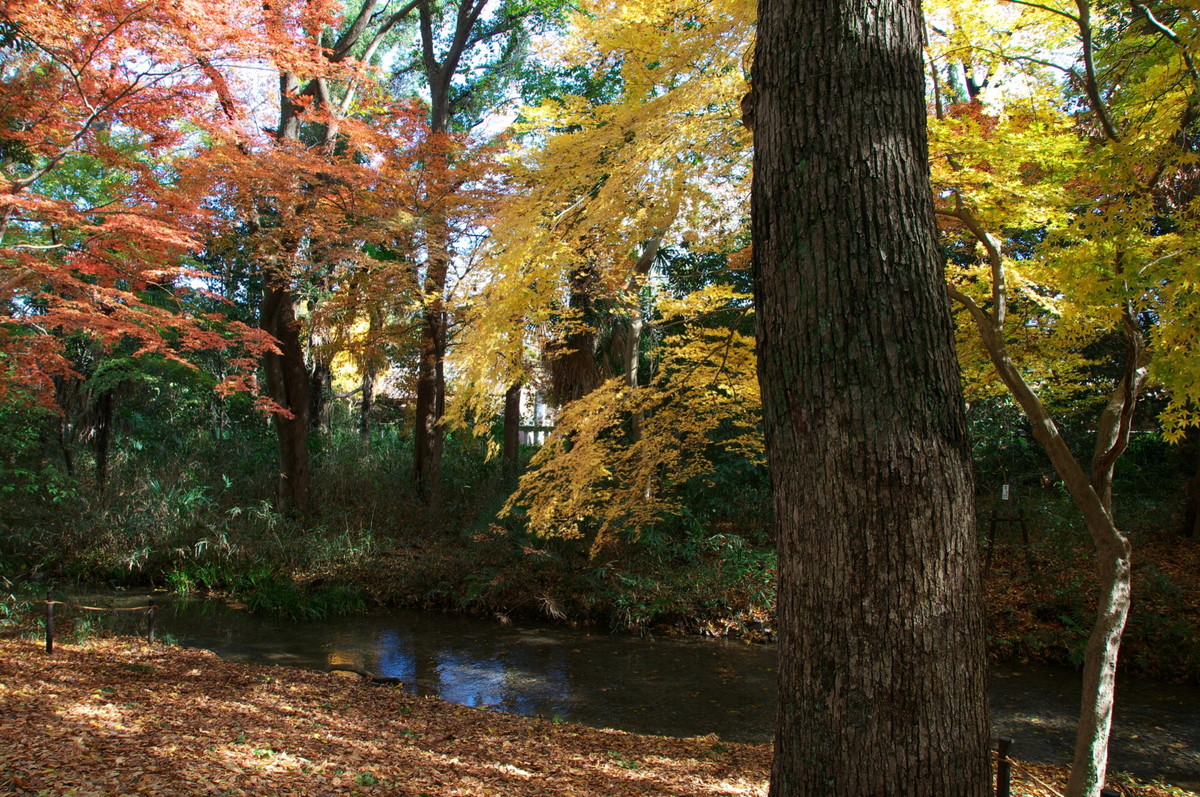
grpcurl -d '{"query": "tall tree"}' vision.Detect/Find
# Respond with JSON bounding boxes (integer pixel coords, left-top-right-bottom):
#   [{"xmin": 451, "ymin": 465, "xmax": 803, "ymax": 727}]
[
  {"xmin": 750, "ymin": 0, "xmax": 990, "ymax": 793},
  {"xmin": 241, "ymin": 0, "xmax": 426, "ymax": 513},
  {"xmin": 392, "ymin": 0, "xmax": 563, "ymax": 506}
]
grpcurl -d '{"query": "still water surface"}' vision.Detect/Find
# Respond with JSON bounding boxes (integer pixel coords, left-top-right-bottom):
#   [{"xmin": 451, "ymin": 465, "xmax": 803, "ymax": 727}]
[{"xmin": 89, "ymin": 594, "xmax": 1200, "ymax": 788}]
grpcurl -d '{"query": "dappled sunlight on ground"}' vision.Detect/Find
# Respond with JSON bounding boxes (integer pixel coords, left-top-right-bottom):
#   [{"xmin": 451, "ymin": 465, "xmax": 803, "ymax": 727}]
[
  {"xmin": 0, "ymin": 637, "xmax": 771, "ymax": 796},
  {"xmin": 0, "ymin": 636, "xmax": 1192, "ymax": 796}
]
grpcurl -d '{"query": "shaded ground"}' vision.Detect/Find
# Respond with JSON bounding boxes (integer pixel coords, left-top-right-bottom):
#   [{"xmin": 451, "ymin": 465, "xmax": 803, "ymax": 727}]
[
  {"xmin": 1, "ymin": 637, "xmax": 1195, "ymax": 797},
  {"xmin": 981, "ymin": 506, "xmax": 1200, "ymax": 684}
]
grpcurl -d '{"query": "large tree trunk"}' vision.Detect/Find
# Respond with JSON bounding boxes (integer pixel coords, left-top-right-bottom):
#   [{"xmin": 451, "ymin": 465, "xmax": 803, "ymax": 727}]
[
  {"xmin": 751, "ymin": 0, "xmax": 991, "ymax": 793},
  {"xmin": 262, "ymin": 281, "xmax": 311, "ymax": 514}
]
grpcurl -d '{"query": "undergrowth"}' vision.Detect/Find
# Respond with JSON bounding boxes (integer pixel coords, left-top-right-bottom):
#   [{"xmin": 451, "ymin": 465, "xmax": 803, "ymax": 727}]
[{"xmin": 2, "ymin": 397, "xmax": 1198, "ymax": 681}]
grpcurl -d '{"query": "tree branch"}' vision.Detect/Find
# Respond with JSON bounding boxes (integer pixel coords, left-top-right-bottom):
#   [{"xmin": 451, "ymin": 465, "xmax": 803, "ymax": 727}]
[
  {"xmin": 1004, "ymin": 0, "xmax": 1080, "ymax": 22},
  {"xmin": 938, "ymin": 195, "xmax": 1007, "ymax": 330},
  {"xmin": 1076, "ymin": 0, "xmax": 1123, "ymax": 142}
]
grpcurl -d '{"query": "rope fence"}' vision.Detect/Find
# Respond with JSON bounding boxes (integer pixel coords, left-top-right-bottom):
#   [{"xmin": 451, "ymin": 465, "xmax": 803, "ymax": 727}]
[
  {"xmin": 995, "ymin": 737, "xmax": 1123, "ymax": 797},
  {"xmin": 41, "ymin": 593, "xmax": 157, "ymax": 653}
]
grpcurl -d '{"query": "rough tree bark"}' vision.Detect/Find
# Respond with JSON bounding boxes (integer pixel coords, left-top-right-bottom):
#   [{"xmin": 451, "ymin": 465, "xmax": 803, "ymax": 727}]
[
  {"xmin": 751, "ymin": 0, "xmax": 991, "ymax": 793},
  {"xmin": 262, "ymin": 280, "xmax": 311, "ymax": 514}
]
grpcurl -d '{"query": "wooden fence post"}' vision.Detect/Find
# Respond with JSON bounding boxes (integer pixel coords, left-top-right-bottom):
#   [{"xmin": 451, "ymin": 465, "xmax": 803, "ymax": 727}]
[
  {"xmin": 44, "ymin": 592, "xmax": 54, "ymax": 654},
  {"xmin": 996, "ymin": 737, "xmax": 1012, "ymax": 797},
  {"xmin": 147, "ymin": 600, "xmax": 156, "ymax": 644}
]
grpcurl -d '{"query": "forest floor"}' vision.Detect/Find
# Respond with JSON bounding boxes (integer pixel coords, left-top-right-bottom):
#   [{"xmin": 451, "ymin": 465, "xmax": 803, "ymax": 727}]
[
  {"xmin": 981, "ymin": 528, "xmax": 1200, "ymax": 682},
  {"xmin": 0, "ymin": 637, "xmax": 1194, "ymax": 797}
]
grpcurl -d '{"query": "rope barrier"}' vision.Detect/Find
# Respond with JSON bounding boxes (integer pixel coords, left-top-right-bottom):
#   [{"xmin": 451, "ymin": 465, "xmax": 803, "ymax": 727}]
[
  {"xmin": 41, "ymin": 595, "xmax": 156, "ymax": 653},
  {"xmin": 1008, "ymin": 759, "xmax": 1066, "ymax": 797},
  {"xmin": 42, "ymin": 600, "xmax": 152, "ymax": 612}
]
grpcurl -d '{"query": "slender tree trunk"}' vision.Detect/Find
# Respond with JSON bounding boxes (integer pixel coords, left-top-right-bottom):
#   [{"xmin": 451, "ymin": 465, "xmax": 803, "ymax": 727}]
[
  {"xmin": 1090, "ymin": 309, "xmax": 1148, "ymax": 512},
  {"xmin": 357, "ymin": 302, "xmax": 383, "ymax": 441},
  {"xmin": 266, "ymin": 66, "xmax": 313, "ymax": 514},
  {"xmin": 309, "ymin": 358, "xmax": 332, "ymax": 436},
  {"xmin": 250, "ymin": 1, "xmax": 424, "ymax": 510},
  {"xmin": 409, "ymin": 0, "xmax": 493, "ymax": 505},
  {"xmin": 1184, "ymin": 431, "xmax": 1200, "ymax": 538},
  {"xmin": 412, "ymin": 49, "xmax": 453, "ymax": 507},
  {"xmin": 359, "ymin": 365, "xmax": 376, "ymax": 441},
  {"xmin": 503, "ymin": 382, "xmax": 521, "ymax": 482},
  {"xmin": 951, "ymin": 287, "xmax": 1132, "ymax": 797},
  {"xmin": 413, "ymin": 206, "xmax": 449, "ymax": 506},
  {"xmin": 625, "ymin": 237, "xmax": 660, "ymax": 444},
  {"xmin": 53, "ymin": 376, "xmax": 76, "ymax": 477},
  {"xmin": 57, "ymin": 419, "xmax": 74, "ymax": 478},
  {"xmin": 307, "ymin": 317, "xmax": 333, "ymax": 437},
  {"xmin": 412, "ymin": 318, "xmax": 446, "ymax": 505},
  {"xmin": 262, "ymin": 281, "xmax": 311, "ymax": 514},
  {"xmin": 93, "ymin": 390, "xmax": 112, "ymax": 494},
  {"xmin": 752, "ymin": 0, "xmax": 990, "ymax": 793}
]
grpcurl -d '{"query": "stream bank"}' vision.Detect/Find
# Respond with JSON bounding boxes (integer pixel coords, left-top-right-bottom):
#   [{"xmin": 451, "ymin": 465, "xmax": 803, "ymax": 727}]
[
  {"xmin": 62, "ymin": 592, "xmax": 1200, "ymax": 790},
  {"xmin": 4, "ymin": 637, "xmax": 1196, "ymax": 797}
]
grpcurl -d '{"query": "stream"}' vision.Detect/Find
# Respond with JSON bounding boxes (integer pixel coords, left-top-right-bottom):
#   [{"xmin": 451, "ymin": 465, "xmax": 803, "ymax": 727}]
[{"xmin": 81, "ymin": 594, "xmax": 1200, "ymax": 788}]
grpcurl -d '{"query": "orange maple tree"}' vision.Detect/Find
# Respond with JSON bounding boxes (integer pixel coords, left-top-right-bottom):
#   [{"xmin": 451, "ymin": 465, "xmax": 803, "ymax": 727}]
[{"xmin": 0, "ymin": 0, "xmax": 290, "ymax": 406}]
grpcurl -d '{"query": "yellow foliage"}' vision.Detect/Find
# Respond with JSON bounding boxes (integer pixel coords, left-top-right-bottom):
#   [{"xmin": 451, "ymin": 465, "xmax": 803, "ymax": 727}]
[
  {"xmin": 448, "ymin": 0, "xmax": 753, "ymax": 451},
  {"xmin": 930, "ymin": 0, "xmax": 1200, "ymax": 436},
  {"xmin": 503, "ymin": 288, "xmax": 760, "ymax": 547}
]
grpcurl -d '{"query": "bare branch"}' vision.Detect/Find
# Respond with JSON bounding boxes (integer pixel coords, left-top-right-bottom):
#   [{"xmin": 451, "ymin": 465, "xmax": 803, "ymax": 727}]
[{"xmin": 1004, "ymin": 0, "xmax": 1080, "ymax": 23}]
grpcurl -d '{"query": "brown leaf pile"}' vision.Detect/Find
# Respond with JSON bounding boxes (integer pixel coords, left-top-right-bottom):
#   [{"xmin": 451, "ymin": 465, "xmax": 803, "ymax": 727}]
[
  {"xmin": 0, "ymin": 637, "xmax": 1193, "ymax": 797},
  {"xmin": 0, "ymin": 638, "xmax": 768, "ymax": 796}
]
